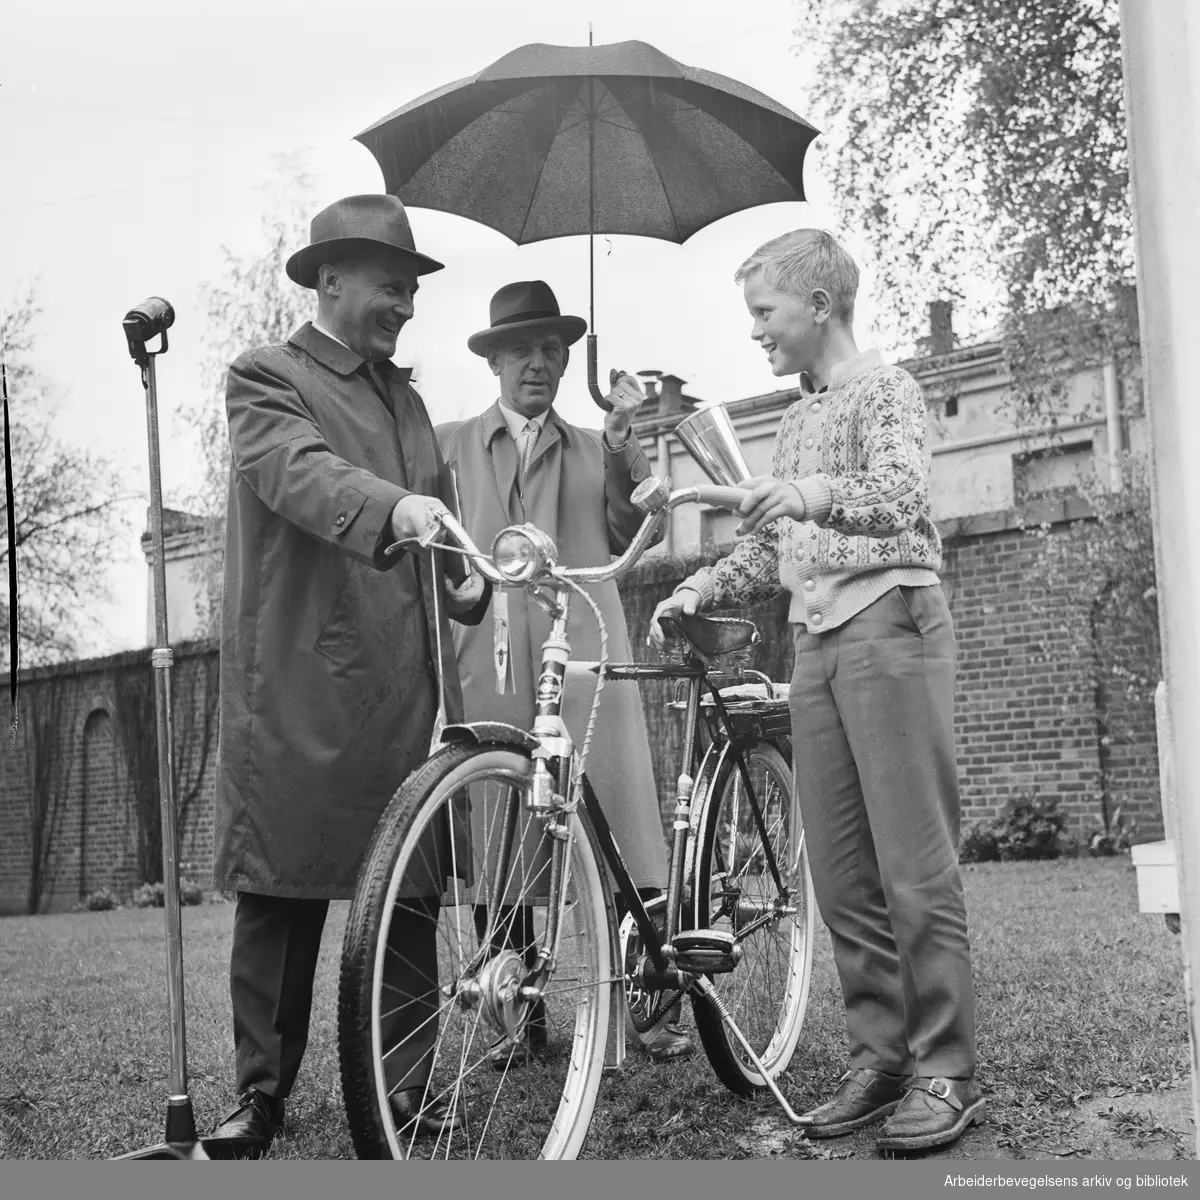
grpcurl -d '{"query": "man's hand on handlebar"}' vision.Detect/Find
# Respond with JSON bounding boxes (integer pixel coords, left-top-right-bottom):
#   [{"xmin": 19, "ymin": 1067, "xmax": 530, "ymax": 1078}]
[
  {"xmin": 391, "ymin": 493, "xmax": 453, "ymax": 543},
  {"xmin": 648, "ymin": 587, "xmax": 701, "ymax": 651}
]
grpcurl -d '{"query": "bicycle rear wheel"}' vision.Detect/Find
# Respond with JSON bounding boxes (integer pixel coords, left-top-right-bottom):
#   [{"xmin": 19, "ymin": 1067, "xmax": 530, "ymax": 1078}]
[
  {"xmin": 690, "ymin": 739, "xmax": 814, "ymax": 1096},
  {"xmin": 339, "ymin": 742, "xmax": 610, "ymax": 1159}
]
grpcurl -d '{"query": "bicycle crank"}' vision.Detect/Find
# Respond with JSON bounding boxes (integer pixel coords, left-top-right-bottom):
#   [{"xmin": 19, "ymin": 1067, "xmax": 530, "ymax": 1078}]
[{"xmin": 670, "ymin": 928, "xmax": 742, "ymax": 974}]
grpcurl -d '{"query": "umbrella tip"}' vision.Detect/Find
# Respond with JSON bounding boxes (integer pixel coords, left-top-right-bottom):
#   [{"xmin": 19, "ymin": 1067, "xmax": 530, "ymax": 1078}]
[{"xmin": 588, "ymin": 22, "xmax": 593, "ymax": 46}]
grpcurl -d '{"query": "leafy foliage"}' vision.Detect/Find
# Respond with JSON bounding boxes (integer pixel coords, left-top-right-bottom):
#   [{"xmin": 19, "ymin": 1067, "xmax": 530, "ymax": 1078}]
[
  {"xmin": 76, "ymin": 887, "xmax": 120, "ymax": 913},
  {"xmin": 184, "ymin": 158, "xmax": 316, "ymax": 635},
  {"xmin": 794, "ymin": 0, "xmax": 1132, "ymax": 353},
  {"xmin": 960, "ymin": 794, "xmax": 1066, "ymax": 862},
  {"xmin": 1, "ymin": 288, "xmax": 132, "ymax": 667}
]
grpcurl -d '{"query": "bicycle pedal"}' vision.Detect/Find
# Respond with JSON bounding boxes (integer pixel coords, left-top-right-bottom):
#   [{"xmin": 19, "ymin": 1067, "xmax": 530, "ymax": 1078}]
[{"xmin": 670, "ymin": 929, "xmax": 742, "ymax": 974}]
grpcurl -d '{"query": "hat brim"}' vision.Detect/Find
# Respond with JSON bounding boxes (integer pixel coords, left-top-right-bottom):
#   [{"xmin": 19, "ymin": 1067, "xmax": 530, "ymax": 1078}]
[
  {"xmin": 286, "ymin": 237, "xmax": 445, "ymax": 289},
  {"xmin": 468, "ymin": 314, "xmax": 588, "ymax": 357}
]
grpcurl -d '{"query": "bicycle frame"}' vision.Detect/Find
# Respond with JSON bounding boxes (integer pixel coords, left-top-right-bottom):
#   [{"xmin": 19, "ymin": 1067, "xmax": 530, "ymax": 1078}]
[{"xmin": 458, "ymin": 583, "xmax": 792, "ymax": 1007}]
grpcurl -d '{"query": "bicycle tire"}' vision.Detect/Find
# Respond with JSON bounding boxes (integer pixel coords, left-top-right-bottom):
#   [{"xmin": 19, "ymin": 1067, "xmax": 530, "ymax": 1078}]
[
  {"xmin": 690, "ymin": 738, "xmax": 815, "ymax": 1097},
  {"xmin": 338, "ymin": 741, "xmax": 610, "ymax": 1159}
]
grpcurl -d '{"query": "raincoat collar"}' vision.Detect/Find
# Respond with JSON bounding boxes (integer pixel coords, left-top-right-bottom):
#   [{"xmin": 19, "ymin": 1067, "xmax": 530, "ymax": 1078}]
[{"xmin": 289, "ymin": 321, "xmax": 413, "ymax": 386}]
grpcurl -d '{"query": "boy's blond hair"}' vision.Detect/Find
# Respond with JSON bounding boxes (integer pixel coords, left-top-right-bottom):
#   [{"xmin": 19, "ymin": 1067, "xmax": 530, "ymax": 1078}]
[{"xmin": 734, "ymin": 229, "xmax": 860, "ymax": 323}]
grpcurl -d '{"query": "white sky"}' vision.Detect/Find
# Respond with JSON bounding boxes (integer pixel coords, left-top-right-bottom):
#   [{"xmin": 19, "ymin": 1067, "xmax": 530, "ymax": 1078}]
[{"xmin": 3, "ymin": 0, "xmax": 889, "ymax": 658}]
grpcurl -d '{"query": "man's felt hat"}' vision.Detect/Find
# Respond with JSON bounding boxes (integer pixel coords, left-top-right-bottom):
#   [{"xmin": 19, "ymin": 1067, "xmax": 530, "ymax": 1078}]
[
  {"xmin": 467, "ymin": 280, "xmax": 588, "ymax": 357},
  {"xmin": 286, "ymin": 194, "xmax": 444, "ymax": 288}
]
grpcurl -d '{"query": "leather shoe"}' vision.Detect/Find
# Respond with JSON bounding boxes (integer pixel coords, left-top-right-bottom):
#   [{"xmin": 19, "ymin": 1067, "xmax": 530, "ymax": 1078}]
[
  {"xmin": 488, "ymin": 998, "xmax": 548, "ymax": 1070},
  {"xmin": 642, "ymin": 1000, "xmax": 695, "ymax": 1063},
  {"xmin": 797, "ymin": 1068, "xmax": 912, "ymax": 1138},
  {"xmin": 876, "ymin": 1076, "xmax": 985, "ymax": 1153},
  {"xmin": 389, "ymin": 1087, "xmax": 465, "ymax": 1137},
  {"xmin": 206, "ymin": 1089, "xmax": 285, "ymax": 1159}
]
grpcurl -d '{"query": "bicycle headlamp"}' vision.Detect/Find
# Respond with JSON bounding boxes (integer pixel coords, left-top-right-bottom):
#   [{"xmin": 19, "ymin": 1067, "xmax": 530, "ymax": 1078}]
[{"xmin": 491, "ymin": 523, "xmax": 556, "ymax": 583}]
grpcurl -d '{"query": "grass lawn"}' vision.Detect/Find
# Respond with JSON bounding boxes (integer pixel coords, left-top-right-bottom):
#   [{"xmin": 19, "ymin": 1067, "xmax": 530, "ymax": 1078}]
[{"xmin": 0, "ymin": 857, "xmax": 1190, "ymax": 1160}]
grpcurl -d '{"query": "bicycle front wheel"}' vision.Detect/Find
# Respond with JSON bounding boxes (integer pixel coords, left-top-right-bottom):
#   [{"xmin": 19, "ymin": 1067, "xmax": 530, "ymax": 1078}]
[
  {"xmin": 339, "ymin": 742, "xmax": 611, "ymax": 1160},
  {"xmin": 690, "ymin": 739, "xmax": 814, "ymax": 1096}
]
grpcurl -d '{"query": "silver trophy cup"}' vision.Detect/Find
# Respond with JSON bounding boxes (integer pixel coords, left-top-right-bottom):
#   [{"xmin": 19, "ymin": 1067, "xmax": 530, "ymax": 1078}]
[{"xmin": 673, "ymin": 403, "xmax": 752, "ymax": 486}]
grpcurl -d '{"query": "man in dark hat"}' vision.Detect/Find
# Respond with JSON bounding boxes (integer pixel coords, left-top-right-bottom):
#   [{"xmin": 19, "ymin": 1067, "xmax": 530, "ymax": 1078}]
[
  {"xmin": 438, "ymin": 280, "xmax": 694, "ymax": 1066},
  {"xmin": 207, "ymin": 194, "xmax": 489, "ymax": 1156}
]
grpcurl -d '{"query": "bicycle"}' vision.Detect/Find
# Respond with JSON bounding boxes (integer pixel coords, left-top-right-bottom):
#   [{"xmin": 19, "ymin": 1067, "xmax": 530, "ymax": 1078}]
[{"xmin": 337, "ymin": 475, "xmax": 816, "ymax": 1159}]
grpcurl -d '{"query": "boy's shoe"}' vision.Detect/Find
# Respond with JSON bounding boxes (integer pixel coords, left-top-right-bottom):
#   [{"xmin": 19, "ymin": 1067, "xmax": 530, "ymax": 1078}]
[
  {"xmin": 796, "ymin": 1068, "xmax": 911, "ymax": 1138},
  {"xmin": 876, "ymin": 1077, "xmax": 985, "ymax": 1153}
]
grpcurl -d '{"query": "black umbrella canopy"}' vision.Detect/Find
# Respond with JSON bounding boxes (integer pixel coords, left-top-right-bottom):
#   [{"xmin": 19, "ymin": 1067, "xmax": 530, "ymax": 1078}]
[{"xmin": 356, "ymin": 40, "xmax": 820, "ymax": 246}]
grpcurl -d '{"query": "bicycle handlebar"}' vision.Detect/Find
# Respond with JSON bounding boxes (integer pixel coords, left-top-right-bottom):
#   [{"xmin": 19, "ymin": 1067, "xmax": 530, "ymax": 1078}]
[{"xmin": 411, "ymin": 479, "xmax": 751, "ymax": 590}]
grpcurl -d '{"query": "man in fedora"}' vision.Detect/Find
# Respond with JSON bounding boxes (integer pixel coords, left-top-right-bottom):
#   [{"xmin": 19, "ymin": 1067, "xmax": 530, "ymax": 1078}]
[
  {"xmin": 207, "ymin": 194, "xmax": 489, "ymax": 1157},
  {"xmin": 438, "ymin": 280, "xmax": 694, "ymax": 1066}
]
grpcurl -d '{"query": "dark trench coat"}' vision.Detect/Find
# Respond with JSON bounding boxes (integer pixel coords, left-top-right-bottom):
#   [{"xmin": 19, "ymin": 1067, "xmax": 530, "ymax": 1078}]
[{"xmin": 212, "ymin": 322, "xmax": 485, "ymax": 899}]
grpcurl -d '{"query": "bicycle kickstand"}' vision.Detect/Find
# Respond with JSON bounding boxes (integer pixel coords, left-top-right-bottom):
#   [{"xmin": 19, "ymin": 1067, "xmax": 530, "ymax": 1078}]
[{"xmin": 691, "ymin": 975, "xmax": 810, "ymax": 1126}]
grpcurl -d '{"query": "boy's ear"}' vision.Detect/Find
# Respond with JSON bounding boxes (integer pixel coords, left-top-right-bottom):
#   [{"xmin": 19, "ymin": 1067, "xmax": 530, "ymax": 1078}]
[{"xmin": 811, "ymin": 288, "xmax": 833, "ymax": 325}]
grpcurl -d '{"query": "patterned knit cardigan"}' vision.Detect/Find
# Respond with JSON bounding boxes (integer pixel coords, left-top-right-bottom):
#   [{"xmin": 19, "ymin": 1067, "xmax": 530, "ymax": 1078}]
[{"xmin": 683, "ymin": 361, "xmax": 943, "ymax": 628}]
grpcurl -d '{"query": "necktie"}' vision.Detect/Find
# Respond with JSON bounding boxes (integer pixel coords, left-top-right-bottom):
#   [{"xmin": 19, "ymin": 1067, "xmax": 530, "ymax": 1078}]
[{"xmin": 519, "ymin": 420, "xmax": 539, "ymax": 484}]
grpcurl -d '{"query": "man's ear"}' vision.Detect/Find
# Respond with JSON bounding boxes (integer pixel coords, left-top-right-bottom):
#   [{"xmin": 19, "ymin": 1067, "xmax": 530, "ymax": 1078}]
[
  {"xmin": 811, "ymin": 288, "xmax": 833, "ymax": 325},
  {"xmin": 561, "ymin": 345, "xmax": 570, "ymax": 372},
  {"xmin": 486, "ymin": 347, "xmax": 501, "ymax": 378},
  {"xmin": 317, "ymin": 262, "xmax": 341, "ymax": 300}
]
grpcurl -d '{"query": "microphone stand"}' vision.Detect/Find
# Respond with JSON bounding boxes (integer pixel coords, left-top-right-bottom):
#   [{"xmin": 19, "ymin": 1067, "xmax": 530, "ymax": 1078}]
[{"xmin": 112, "ymin": 319, "xmax": 224, "ymax": 1160}]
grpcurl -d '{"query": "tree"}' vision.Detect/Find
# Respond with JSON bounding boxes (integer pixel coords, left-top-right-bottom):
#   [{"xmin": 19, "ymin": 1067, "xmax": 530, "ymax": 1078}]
[
  {"xmin": 1, "ymin": 287, "xmax": 132, "ymax": 669},
  {"xmin": 794, "ymin": 0, "xmax": 1132, "ymax": 356},
  {"xmin": 183, "ymin": 161, "xmax": 316, "ymax": 636},
  {"xmin": 798, "ymin": 1, "xmax": 1161, "ymax": 838}
]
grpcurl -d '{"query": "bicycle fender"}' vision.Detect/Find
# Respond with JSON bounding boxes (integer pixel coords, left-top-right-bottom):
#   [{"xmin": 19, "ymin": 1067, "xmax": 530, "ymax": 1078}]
[{"xmin": 437, "ymin": 721, "xmax": 541, "ymax": 754}]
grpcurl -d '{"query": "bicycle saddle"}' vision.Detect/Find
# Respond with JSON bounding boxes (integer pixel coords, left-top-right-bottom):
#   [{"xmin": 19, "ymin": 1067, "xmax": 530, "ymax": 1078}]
[{"xmin": 658, "ymin": 612, "xmax": 760, "ymax": 657}]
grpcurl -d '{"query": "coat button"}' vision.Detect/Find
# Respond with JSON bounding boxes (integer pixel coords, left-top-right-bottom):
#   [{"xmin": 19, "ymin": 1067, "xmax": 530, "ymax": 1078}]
[
  {"xmin": 805, "ymin": 438, "xmax": 814, "ymax": 449},
  {"xmin": 811, "ymin": 402, "xmax": 821, "ymax": 414},
  {"xmin": 804, "ymin": 579, "xmax": 816, "ymax": 592},
  {"xmin": 335, "ymin": 515, "xmax": 346, "ymax": 526},
  {"xmin": 810, "ymin": 611, "xmax": 823, "ymax": 625}
]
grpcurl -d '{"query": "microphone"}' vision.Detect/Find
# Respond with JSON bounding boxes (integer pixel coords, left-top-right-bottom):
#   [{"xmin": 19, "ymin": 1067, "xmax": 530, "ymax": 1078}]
[{"xmin": 123, "ymin": 297, "xmax": 175, "ymax": 362}]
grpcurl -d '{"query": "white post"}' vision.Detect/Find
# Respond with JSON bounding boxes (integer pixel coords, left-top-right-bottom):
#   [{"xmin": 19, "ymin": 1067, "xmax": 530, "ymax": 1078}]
[{"xmin": 1119, "ymin": 0, "xmax": 1200, "ymax": 1154}]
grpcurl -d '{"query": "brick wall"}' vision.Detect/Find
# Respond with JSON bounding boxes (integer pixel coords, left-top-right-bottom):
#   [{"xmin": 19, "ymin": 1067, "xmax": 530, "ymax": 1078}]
[
  {"xmin": 0, "ymin": 643, "xmax": 218, "ymax": 915},
  {"xmin": 0, "ymin": 511, "xmax": 1164, "ymax": 915}
]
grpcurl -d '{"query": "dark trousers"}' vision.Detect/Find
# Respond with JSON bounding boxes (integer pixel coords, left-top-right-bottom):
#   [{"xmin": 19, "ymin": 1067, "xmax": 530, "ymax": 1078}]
[
  {"xmin": 788, "ymin": 584, "xmax": 977, "ymax": 1079},
  {"xmin": 230, "ymin": 892, "xmax": 441, "ymax": 1099}
]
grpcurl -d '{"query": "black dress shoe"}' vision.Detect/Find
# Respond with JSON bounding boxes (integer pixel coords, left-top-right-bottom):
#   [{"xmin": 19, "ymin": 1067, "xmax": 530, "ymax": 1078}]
[
  {"xmin": 797, "ymin": 1068, "xmax": 912, "ymax": 1138},
  {"xmin": 206, "ymin": 1089, "xmax": 285, "ymax": 1159},
  {"xmin": 389, "ymin": 1087, "xmax": 465, "ymax": 1137}
]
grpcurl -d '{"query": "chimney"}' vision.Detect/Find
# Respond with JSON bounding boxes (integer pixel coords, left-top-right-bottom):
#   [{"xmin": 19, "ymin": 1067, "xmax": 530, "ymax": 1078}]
[
  {"xmin": 637, "ymin": 370, "xmax": 662, "ymax": 402},
  {"xmin": 659, "ymin": 373, "xmax": 686, "ymax": 414},
  {"xmin": 928, "ymin": 301, "xmax": 954, "ymax": 355}
]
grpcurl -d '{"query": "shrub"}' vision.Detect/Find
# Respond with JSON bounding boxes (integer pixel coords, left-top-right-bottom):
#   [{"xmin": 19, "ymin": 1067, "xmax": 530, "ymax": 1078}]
[
  {"xmin": 78, "ymin": 887, "xmax": 120, "ymax": 912},
  {"xmin": 132, "ymin": 882, "xmax": 165, "ymax": 908},
  {"xmin": 132, "ymin": 880, "xmax": 206, "ymax": 908},
  {"xmin": 959, "ymin": 795, "xmax": 1065, "ymax": 863},
  {"xmin": 1088, "ymin": 805, "xmax": 1139, "ymax": 857},
  {"xmin": 959, "ymin": 821, "xmax": 1002, "ymax": 863}
]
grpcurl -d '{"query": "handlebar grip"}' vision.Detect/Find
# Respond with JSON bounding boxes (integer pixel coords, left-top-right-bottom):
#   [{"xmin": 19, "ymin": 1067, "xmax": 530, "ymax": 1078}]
[{"xmin": 694, "ymin": 485, "xmax": 751, "ymax": 512}]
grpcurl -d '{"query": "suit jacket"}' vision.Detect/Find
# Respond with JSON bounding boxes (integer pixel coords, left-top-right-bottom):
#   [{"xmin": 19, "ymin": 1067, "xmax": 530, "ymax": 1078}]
[{"xmin": 437, "ymin": 400, "xmax": 668, "ymax": 887}]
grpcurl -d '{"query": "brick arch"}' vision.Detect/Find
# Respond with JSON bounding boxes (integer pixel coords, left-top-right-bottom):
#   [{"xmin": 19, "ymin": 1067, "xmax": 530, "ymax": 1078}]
[{"xmin": 79, "ymin": 705, "xmax": 137, "ymax": 898}]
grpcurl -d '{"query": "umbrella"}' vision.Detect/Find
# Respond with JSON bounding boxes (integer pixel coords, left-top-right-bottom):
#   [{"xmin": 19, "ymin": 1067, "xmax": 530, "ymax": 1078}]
[{"xmin": 356, "ymin": 38, "xmax": 819, "ymax": 408}]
